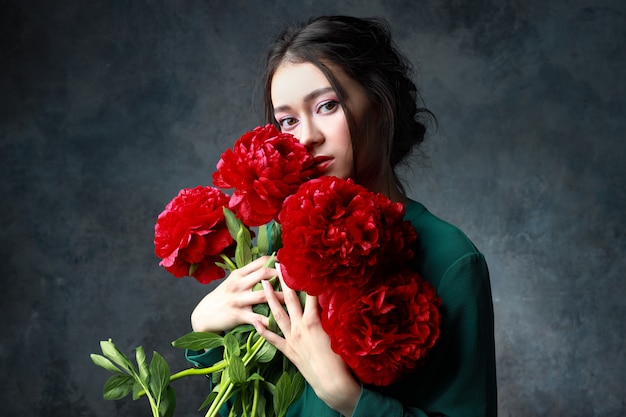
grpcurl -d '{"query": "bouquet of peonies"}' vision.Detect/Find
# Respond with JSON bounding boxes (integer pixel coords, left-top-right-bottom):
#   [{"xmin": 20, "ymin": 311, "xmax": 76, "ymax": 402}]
[
  {"xmin": 91, "ymin": 124, "xmax": 441, "ymax": 417},
  {"xmin": 278, "ymin": 176, "xmax": 441, "ymax": 386}
]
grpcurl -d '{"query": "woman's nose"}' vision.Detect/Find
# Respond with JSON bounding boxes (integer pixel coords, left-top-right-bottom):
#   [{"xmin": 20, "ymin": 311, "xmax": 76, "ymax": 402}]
[{"xmin": 298, "ymin": 117, "xmax": 324, "ymax": 148}]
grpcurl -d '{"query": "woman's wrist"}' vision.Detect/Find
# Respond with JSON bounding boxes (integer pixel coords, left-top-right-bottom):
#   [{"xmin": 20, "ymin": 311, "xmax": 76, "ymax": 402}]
[{"xmin": 318, "ymin": 376, "xmax": 361, "ymax": 417}]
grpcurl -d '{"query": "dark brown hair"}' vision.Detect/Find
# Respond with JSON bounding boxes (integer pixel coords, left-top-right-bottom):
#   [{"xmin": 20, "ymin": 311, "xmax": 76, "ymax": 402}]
[{"xmin": 262, "ymin": 15, "xmax": 435, "ymax": 190}]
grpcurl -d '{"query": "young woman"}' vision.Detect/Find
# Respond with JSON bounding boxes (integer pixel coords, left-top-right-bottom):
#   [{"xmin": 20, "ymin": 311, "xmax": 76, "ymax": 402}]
[{"xmin": 189, "ymin": 15, "xmax": 497, "ymax": 417}]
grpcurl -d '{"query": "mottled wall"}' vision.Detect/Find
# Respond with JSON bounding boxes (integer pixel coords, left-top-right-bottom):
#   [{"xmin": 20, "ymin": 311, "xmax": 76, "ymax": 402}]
[{"xmin": 1, "ymin": 1, "xmax": 624, "ymax": 416}]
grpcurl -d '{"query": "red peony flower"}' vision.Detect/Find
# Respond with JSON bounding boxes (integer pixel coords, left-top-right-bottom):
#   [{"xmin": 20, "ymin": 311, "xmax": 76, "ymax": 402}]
[
  {"xmin": 374, "ymin": 193, "xmax": 418, "ymax": 268},
  {"xmin": 319, "ymin": 270, "xmax": 441, "ymax": 386},
  {"xmin": 277, "ymin": 176, "xmax": 416, "ymax": 295},
  {"xmin": 154, "ymin": 186, "xmax": 235, "ymax": 284},
  {"xmin": 212, "ymin": 124, "xmax": 316, "ymax": 227}
]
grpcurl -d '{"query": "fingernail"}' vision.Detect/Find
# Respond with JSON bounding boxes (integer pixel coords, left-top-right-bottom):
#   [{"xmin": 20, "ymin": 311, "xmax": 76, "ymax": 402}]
[{"xmin": 261, "ymin": 279, "xmax": 270, "ymax": 290}]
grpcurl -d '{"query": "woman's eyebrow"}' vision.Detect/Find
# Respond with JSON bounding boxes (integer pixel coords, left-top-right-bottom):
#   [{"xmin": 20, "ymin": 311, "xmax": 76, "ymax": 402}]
[{"xmin": 273, "ymin": 87, "xmax": 335, "ymax": 113}]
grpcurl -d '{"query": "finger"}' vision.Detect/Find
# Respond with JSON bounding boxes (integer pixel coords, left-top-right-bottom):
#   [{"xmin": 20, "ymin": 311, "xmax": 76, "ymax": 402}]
[
  {"xmin": 303, "ymin": 294, "xmax": 320, "ymax": 317},
  {"xmin": 302, "ymin": 294, "xmax": 322, "ymax": 327},
  {"xmin": 237, "ymin": 288, "xmax": 268, "ymax": 307},
  {"xmin": 276, "ymin": 263, "xmax": 303, "ymax": 321},
  {"xmin": 275, "ymin": 261, "xmax": 288, "ymax": 287},
  {"xmin": 241, "ymin": 266, "xmax": 277, "ymax": 289},
  {"xmin": 236, "ymin": 286, "xmax": 285, "ymax": 307},
  {"xmin": 227, "ymin": 258, "xmax": 276, "ymax": 290},
  {"xmin": 235, "ymin": 256, "xmax": 273, "ymax": 276},
  {"xmin": 262, "ymin": 279, "xmax": 291, "ymax": 337},
  {"xmin": 247, "ymin": 312, "xmax": 270, "ymax": 328},
  {"xmin": 253, "ymin": 319, "xmax": 286, "ymax": 352}
]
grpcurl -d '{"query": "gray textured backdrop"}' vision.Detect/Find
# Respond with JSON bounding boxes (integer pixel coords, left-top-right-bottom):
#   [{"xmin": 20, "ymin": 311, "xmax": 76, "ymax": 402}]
[{"xmin": 1, "ymin": 0, "xmax": 624, "ymax": 416}]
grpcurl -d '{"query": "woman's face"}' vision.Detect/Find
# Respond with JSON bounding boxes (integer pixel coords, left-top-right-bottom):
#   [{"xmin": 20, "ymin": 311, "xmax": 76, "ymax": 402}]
[{"xmin": 270, "ymin": 61, "xmax": 373, "ymax": 180}]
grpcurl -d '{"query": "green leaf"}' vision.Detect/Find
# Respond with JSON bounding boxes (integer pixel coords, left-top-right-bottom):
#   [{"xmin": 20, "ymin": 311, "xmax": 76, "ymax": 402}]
[
  {"xmin": 148, "ymin": 352, "xmax": 171, "ymax": 402},
  {"xmin": 252, "ymin": 303, "xmax": 269, "ymax": 316},
  {"xmin": 171, "ymin": 332, "xmax": 224, "ymax": 351},
  {"xmin": 223, "ymin": 207, "xmax": 242, "ymax": 240},
  {"xmin": 257, "ymin": 224, "xmax": 269, "ymax": 255},
  {"xmin": 262, "ymin": 253, "xmax": 276, "ymax": 269},
  {"xmin": 135, "ymin": 346, "xmax": 149, "ymax": 383},
  {"xmin": 273, "ymin": 372, "xmax": 290, "ymax": 417},
  {"xmin": 297, "ymin": 290, "xmax": 307, "ymax": 309},
  {"xmin": 289, "ymin": 372, "xmax": 305, "ymax": 403},
  {"xmin": 198, "ymin": 390, "xmax": 218, "ymax": 411},
  {"xmin": 223, "ymin": 333, "xmax": 241, "ymax": 357},
  {"xmin": 159, "ymin": 385, "xmax": 176, "ymax": 417},
  {"xmin": 268, "ymin": 313, "xmax": 281, "ymax": 335},
  {"xmin": 90, "ymin": 353, "xmax": 123, "ymax": 375},
  {"xmin": 131, "ymin": 380, "xmax": 143, "ymax": 401},
  {"xmin": 231, "ymin": 384, "xmax": 249, "ymax": 414},
  {"xmin": 273, "ymin": 371, "xmax": 305, "ymax": 417},
  {"xmin": 100, "ymin": 339, "xmax": 136, "ymax": 375},
  {"xmin": 255, "ymin": 340, "xmax": 277, "ymax": 363},
  {"xmin": 270, "ymin": 222, "xmax": 282, "ymax": 251},
  {"xmin": 211, "ymin": 368, "xmax": 223, "ymax": 384},
  {"xmin": 257, "ymin": 395, "xmax": 269, "ymax": 417},
  {"xmin": 247, "ymin": 372, "xmax": 264, "ymax": 382},
  {"xmin": 229, "ymin": 324, "xmax": 255, "ymax": 335},
  {"xmin": 228, "ymin": 355, "xmax": 247, "ymax": 384},
  {"xmin": 103, "ymin": 374, "xmax": 134, "ymax": 400},
  {"xmin": 261, "ymin": 380, "xmax": 276, "ymax": 396},
  {"xmin": 235, "ymin": 226, "xmax": 253, "ymax": 268}
]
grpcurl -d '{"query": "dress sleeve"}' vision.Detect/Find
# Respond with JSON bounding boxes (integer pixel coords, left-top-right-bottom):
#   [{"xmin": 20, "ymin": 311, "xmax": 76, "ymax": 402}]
[
  {"xmin": 351, "ymin": 252, "xmax": 497, "ymax": 417},
  {"xmin": 185, "ymin": 347, "xmax": 224, "ymax": 368},
  {"xmin": 352, "ymin": 387, "xmax": 429, "ymax": 417}
]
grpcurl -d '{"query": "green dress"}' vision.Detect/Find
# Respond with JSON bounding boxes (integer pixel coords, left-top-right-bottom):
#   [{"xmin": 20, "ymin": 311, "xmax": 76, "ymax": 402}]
[{"xmin": 187, "ymin": 200, "xmax": 497, "ymax": 417}]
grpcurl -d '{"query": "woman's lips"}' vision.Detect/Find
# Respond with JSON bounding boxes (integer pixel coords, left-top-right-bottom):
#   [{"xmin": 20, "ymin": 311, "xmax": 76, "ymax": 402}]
[{"xmin": 311, "ymin": 156, "xmax": 333, "ymax": 174}]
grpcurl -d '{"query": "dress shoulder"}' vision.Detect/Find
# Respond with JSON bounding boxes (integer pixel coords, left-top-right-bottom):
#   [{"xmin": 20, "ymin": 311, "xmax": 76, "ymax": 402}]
[{"xmin": 404, "ymin": 200, "xmax": 486, "ymax": 289}]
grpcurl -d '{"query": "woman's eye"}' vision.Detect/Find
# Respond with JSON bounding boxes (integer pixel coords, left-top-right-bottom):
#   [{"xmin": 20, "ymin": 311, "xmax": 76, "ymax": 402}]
[
  {"xmin": 318, "ymin": 101, "xmax": 339, "ymax": 114},
  {"xmin": 278, "ymin": 117, "xmax": 298, "ymax": 129}
]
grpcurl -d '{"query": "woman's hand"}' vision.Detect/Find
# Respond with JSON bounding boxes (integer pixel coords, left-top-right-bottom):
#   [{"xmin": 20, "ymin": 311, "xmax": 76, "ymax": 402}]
[
  {"xmin": 191, "ymin": 256, "xmax": 280, "ymax": 333},
  {"xmin": 254, "ymin": 265, "xmax": 361, "ymax": 417}
]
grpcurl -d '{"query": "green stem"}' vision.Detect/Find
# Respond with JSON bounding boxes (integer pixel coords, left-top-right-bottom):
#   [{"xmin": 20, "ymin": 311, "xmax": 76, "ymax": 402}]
[
  {"xmin": 220, "ymin": 253, "xmax": 238, "ymax": 271},
  {"xmin": 123, "ymin": 366, "xmax": 161, "ymax": 416},
  {"xmin": 138, "ymin": 380, "xmax": 160, "ymax": 417},
  {"xmin": 136, "ymin": 361, "xmax": 228, "ymax": 398},
  {"xmin": 206, "ymin": 375, "xmax": 234, "ymax": 417},
  {"xmin": 169, "ymin": 360, "xmax": 227, "ymax": 382},
  {"xmin": 137, "ymin": 332, "xmax": 268, "ymax": 417},
  {"xmin": 243, "ymin": 335, "xmax": 266, "ymax": 365},
  {"xmin": 251, "ymin": 372, "xmax": 260, "ymax": 417},
  {"xmin": 205, "ymin": 334, "xmax": 267, "ymax": 417},
  {"xmin": 228, "ymin": 402, "xmax": 238, "ymax": 417},
  {"xmin": 149, "ymin": 401, "xmax": 160, "ymax": 417},
  {"xmin": 246, "ymin": 330, "xmax": 255, "ymax": 355}
]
